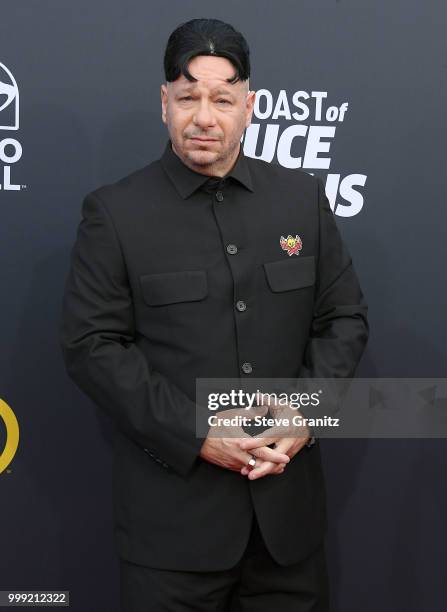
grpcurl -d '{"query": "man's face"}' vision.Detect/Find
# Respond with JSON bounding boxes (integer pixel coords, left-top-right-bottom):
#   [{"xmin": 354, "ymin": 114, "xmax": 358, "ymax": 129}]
[{"xmin": 161, "ymin": 55, "xmax": 256, "ymax": 176}]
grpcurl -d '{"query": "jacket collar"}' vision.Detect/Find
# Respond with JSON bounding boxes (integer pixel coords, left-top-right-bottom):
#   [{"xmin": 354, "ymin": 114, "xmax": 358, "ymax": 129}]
[{"xmin": 160, "ymin": 138, "xmax": 254, "ymax": 199}]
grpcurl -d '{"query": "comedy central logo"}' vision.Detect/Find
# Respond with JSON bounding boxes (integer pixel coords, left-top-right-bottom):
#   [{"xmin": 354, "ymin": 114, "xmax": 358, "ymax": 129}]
[
  {"xmin": 0, "ymin": 398, "xmax": 19, "ymax": 474},
  {"xmin": 0, "ymin": 62, "xmax": 23, "ymax": 191}
]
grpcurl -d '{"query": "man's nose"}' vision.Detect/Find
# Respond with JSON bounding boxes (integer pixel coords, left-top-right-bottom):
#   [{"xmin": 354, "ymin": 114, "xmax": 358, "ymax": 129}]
[{"xmin": 193, "ymin": 100, "xmax": 216, "ymax": 128}]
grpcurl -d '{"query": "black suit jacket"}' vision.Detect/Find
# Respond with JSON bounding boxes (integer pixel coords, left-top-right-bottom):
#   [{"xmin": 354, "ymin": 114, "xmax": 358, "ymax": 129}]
[{"xmin": 59, "ymin": 138, "xmax": 369, "ymax": 571}]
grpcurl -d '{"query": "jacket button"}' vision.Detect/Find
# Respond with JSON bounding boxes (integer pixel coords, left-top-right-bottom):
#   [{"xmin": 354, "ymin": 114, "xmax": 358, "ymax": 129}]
[
  {"xmin": 226, "ymin": 244, "xmax": 238, "ymax": 255},
  {"xmin": 215, "ymin": 191, "xmax": 224, "ymax": 202},
  {"xmin": 241, "ymin": 362, "xmax": 253, "ymax": 374},
  {"xmin": 236, "ymin": 300, "xmax": 247, "ymax": 312}
]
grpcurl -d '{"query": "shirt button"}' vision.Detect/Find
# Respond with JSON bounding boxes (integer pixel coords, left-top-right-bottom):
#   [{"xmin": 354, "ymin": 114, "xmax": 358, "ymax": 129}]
[
  {"xmin": 241, "ymin": 362, "xmax": 253, "ymax": 374},
  {"xmin": 226, "ymin": 244, "xmax": 238, "ymax": 255},
  {"xmin": 215, "ymin": 191, "xmax": 224, "ymax": 202},
  {"xmin": 236, "ymin": 300, "xmax": 247, "ymax": 312}
]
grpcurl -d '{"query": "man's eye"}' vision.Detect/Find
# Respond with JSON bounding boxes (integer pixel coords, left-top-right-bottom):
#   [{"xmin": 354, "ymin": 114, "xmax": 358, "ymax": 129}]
[
  {"xmin": 217, "ymin": 99, "xmax": 231, "ymax": 105},
  {"xmin": 180, "ymin": 96, "xmax": 193, "ymax": 101}
]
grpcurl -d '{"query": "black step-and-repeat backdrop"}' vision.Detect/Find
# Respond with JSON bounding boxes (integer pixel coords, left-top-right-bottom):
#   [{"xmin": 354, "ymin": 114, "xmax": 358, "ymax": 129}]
[{"xmin": 1, "ymin": 2, "xmax": 446, "ymax": 611}]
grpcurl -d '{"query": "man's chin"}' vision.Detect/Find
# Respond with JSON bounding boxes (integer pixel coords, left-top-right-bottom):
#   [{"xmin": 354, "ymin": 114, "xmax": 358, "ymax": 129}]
[{"xmin": 186, "ymin": 150, "xmax": 219, "ymax": 166}]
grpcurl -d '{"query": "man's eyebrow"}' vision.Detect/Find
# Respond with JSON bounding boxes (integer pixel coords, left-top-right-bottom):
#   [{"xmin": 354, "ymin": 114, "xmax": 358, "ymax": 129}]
[{"xmin": 176, "ymin": 85, "xmax": 235, "ymax": 96}]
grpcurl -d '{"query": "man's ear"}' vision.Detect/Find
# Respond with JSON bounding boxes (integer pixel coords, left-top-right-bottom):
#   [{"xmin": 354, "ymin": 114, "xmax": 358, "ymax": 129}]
[
  {"xmin": 161, "ymin": 84, "xmax": 167, "ymax": 124},
  {"xmin": 245, "ymin": 90, "xmax": 256, "ymax": 128}
]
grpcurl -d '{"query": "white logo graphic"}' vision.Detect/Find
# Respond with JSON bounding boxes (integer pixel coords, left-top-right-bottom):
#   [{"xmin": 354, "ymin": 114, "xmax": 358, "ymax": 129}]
[
  {"xmin": 0, "ymin": 62, "xmax": 19, "ymax": 130},
  {"xmin": 0, "ymin": 62, "xmax": 23, "ymax": 192},
  {"xmin": 244, "ymin": 90, "xmax": 367, "ymax": 218}
]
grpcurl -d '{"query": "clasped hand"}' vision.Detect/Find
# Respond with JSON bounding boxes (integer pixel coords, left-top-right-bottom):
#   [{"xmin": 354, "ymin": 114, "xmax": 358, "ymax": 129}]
[{"xmin": 199, "ymin": 392, "xmax": 311, "ymax": 480}]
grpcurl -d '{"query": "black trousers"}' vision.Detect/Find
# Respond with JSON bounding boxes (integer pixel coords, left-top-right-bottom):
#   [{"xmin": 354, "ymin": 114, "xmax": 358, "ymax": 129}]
[{"xmin": 119, "ymin": 514, "xmax": 330, "ymax": 611}]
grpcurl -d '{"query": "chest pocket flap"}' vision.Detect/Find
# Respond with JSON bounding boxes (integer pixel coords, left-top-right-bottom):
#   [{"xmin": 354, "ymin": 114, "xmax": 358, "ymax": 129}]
[
  {"xmin": 263, "ymin": 255, "xmax": 316, "ymax": 292},
  {"xmin": 140, "ymin": 269, "xmax": 207, "ymax": 306}
]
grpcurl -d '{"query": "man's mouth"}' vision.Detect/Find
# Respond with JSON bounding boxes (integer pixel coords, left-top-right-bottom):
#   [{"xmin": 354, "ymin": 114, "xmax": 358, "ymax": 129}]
[{"xmin": 190, "ymin": 137, "xmax": 218, "ymax": 142}]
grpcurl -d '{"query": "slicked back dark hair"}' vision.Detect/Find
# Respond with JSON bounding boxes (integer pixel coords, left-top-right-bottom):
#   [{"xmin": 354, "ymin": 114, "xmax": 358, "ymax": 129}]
[{"xmin": 163, "ymin": 18, "xmax": 250, "ymax": 85}]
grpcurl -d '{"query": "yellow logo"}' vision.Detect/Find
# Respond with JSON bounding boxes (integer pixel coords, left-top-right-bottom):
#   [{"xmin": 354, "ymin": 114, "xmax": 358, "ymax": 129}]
[{"xmin": 0, "ymin": 398, "xmax": 19, "ymax": 474}]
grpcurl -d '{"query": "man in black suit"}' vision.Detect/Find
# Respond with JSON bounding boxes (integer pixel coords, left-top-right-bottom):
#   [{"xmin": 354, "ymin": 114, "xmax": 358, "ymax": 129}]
[{"xmin": 60, "ymin": 17, "xmax": 368, "ymax": 611}]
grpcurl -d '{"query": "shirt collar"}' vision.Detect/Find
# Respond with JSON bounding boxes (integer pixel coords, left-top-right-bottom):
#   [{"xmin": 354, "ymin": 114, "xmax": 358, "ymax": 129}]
[{"xmin": 159, "ymin": 138, "xmax": 254, "ymax": 199}]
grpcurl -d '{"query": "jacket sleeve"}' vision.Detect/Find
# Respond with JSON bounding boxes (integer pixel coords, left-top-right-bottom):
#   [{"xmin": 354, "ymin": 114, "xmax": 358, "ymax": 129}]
[
  {"xmin": 59, "ymin": 192, "xmax": 209, "ymax": 477},
  {"xmin": 296, "ymin": 176, "xmax": 369, "ymax": 420}
]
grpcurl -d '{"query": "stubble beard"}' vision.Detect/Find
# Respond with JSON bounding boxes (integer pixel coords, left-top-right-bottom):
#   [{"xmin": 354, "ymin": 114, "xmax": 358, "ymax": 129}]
[{"xmin": 183, "ymin": 136, "xmax": 241, "ymax": 174}]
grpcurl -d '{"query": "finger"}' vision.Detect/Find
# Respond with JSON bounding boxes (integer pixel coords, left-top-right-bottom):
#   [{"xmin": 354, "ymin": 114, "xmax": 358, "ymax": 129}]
[
  {"xmin": 241, "ymin": 458, "xmax": 284, "ymax": 477},
  {"xmin": 268, "ymin": 438, "xmax": 292, "ymax": 455},
  {"xmin": 251, "ymin": 446, "xmax": 290, "ymax": 464},
  {"xmin": 239, "ymin": 436, "xmax": 279, "ymax": 451},
  {"xmin": 260, "ymin": 462, "xmax": 285, "ymax": 476},
  {"xmin": 251, "ymin": 458, "xmax": 287, "ymax": 477},
  {"xmin": 274, "ymin": 437, "xmax": 308, "ymax": 455},
  {"xmin": 248, "ymin": 460, "xmax": 278, "ymax": 480},
  {"xmin": 238, "ymin": 449, "xmax": 264, "ymax": 470},
  {"xmin": 240, "ymin": 456, "xmax": 266, "ymax": 476},
  {"xmin": 247, "ymin": 425, "xmax": 294, "ymax": 445}
]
